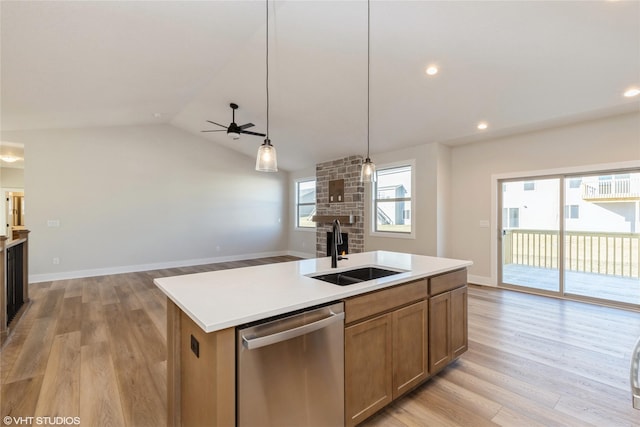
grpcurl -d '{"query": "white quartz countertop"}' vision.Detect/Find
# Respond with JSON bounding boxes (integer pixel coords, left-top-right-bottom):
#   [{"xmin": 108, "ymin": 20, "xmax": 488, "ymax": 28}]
[{"xmin": 154, "ymin": 251, "xmax": 472, "ymax": 333}]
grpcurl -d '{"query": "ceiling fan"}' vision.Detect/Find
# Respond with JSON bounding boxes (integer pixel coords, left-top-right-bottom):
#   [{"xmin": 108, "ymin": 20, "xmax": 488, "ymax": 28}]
[{"xmin": 202, "ymin": 103, "xmax": 266, "ymax": 140}]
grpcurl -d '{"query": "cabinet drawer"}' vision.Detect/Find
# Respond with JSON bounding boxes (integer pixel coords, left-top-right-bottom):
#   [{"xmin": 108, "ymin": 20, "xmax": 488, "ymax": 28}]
[
  {"xmin": 429, "ymin": 269, "xmax": 467, "ymax": 296},
  {"xmin": 345, "ymin": 279, "xmax": 428, "ymax": 324}
]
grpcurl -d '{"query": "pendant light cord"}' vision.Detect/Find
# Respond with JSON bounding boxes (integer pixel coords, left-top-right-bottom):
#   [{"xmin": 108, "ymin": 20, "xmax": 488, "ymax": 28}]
[
  {"xmin": 266, "ymin": 0, "xmax": 270, "ymax": 142},
  {"xmin": 366, "ymin": 0, "xmax": 370, "ymax": 159}
]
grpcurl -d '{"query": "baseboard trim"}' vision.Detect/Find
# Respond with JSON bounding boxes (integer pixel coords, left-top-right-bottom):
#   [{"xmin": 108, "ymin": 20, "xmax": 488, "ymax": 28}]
[
  {"xmin": 286, "ymin": 250, "xmax": 316, "ymax": 259},
  {"xmin": 29, "ymin": 250, "xmax": 294, "ymax": 283},
  {"xmin": 468, "ymin": 274, "xmax": 496, "ymax": 287}
]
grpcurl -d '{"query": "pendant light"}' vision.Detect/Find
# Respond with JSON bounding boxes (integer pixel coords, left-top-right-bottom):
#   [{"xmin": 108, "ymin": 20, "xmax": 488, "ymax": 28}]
[
  {"xmin": 256, "ymin": 0, "xmax": 278, "ymax": 172},
  {"xmin": 360, "ymin": 0, "xmax": 376, "ymax": 183}
]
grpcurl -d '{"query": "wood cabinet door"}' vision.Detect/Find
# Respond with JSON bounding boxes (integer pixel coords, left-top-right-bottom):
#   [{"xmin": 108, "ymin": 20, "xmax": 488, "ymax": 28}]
[
  {"xmin": 451, "ymin": 286, "xmax": 468, "ymax": 359},
  {"xmin": 428, "ymin": 291, "xmax": 451, "ymax": 374},
  {"xmin": 345, "ymin": 313, "xmax": 393, "ymax": 427},
  {"xmin": 392, "ymin": 300, "xmax": 428, "ymax": 399}
]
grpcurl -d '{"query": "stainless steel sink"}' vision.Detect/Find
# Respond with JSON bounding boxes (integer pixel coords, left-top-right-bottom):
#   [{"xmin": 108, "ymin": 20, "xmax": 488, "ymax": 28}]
[{"xmin": 310, "ymin": 266, "xmax": 403, "ymax": 286}]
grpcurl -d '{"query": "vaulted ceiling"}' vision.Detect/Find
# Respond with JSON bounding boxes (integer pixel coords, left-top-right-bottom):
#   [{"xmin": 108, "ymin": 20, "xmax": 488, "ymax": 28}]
[{"xmin": 1, "ymin": 1, "xmax": 638, "ymax": 171}]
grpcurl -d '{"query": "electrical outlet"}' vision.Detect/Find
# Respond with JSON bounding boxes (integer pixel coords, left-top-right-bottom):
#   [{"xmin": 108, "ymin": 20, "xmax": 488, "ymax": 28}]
[
  {"xmin": 190, "ymin": 334, "xmax": 199, "ymax": 358},
  {"xmin": 52, "ymin": 257, "xmax": 60, "ymax": 265}
]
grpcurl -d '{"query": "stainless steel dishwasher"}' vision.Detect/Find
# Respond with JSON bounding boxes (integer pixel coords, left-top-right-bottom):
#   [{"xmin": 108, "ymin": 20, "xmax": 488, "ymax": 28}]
[{"xmin": 237, "ymin": 302, "xmax": 344, "ymax": 427}]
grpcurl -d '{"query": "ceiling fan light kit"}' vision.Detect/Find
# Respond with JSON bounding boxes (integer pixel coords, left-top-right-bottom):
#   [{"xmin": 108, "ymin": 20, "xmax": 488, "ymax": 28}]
[
  {"xmin": 360, "ymin": 0, "xmax": 376, "ymax": 183},
  {"xmin": 255, "ymin": 0, "xmax": 278, "ymax": 172}
]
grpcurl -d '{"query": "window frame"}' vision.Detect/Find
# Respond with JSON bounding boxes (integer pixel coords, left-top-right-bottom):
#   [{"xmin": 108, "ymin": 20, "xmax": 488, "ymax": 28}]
[
  {"xmin": 295, "ymin": 178, "xmax": 316, "ymax": 230},
  {"xmin": 370, "ymin": 160, "xmax": 416, "ymax": 239}
]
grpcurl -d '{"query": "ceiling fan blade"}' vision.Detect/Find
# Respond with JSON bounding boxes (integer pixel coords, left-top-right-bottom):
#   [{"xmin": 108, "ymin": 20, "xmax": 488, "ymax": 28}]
[
  {"xmin": 206, "ymin": 120, "xmax": 228, "ymax": 128},
  {"xmin": 201, "ymin": 129, "xmax": 227, "ymax": 132},
  {"xmin": 238, "ymin": 123, "xmax": 255, "ymax": 130},
  {"xmin": 240, "ymin": 130, "xmax": 267, "ymax": 137}
]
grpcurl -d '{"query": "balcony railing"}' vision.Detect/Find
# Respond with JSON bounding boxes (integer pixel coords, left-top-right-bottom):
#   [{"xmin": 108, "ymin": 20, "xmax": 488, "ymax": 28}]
[
  {"xmin": 503, "ymin": 229, "xmax": 640, "ymax": 278},
  {"xmin": 582, "ymin": 177, "xmax": 640, "ymax": 201}
]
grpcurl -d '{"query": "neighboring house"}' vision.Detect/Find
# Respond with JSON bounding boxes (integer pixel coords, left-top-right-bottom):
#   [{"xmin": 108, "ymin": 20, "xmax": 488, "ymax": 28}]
[
  {"xmin": 502, "ymin": 173, "xmax": 640, "ymax": 233},
  {"xmin": 377, "ymin": 184, "xmax": 410, "ymax": 227},
  {"xmin": 298, "ymin": 186, "xmax": 316, "ymax": 225}
]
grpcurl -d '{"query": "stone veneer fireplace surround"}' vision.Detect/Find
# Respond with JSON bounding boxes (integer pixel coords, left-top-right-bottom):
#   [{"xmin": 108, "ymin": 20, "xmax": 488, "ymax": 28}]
[{"xmin": 315, "ymin": 155, "xmax": 365, "ymax": 258}]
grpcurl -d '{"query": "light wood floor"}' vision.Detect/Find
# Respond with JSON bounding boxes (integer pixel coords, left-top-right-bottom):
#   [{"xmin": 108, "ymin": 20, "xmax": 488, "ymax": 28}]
[
  {"xmin": 364, "ymin": 285, "xmax": 640, "ymax": 427},
  {"xmin": 2, "ymin": 256, "xmax": 639, "ymax": 426}
]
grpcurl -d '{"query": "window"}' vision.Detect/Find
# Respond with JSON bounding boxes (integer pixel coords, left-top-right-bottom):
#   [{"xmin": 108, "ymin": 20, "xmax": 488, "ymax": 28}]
[
  {"xmin": 564, "ymin": 205, "xmax": 579, "ymax": 219},
  {"xmin": 569, "ymin": 179, "xmax": 581, "ymax": 189},
  {"xmin": 373, "ymin": 164, "xmax": 412, "ymax": 234},
  {"xmin": 502, "ymin": 207, "xmax": 520, "ymax": 228},
  {"xmin": 523, "ymin": 181, "xmax": 535, "ymax": 191},
  {"xmin": 296, "ymin": 179, "xmax": 316, "ymax": 228}
]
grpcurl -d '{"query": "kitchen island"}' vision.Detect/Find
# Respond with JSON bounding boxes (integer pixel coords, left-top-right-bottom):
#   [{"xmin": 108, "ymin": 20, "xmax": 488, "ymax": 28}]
[{"xmin": 155, "ymin": 251, "xmax": 472, "ymax": 427}]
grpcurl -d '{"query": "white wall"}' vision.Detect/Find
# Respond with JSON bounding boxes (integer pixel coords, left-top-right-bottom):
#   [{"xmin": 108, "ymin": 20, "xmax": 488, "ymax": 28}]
[
  {"xmin": 288, "ymin": 166, "xmax": 316, "ymax": 258},
  {"xmin": 450, "ymin": 112, "xmax": 640, "ymax": 285},
  {"xmin": 436, "ymin": 143, "xmax": 451, "ymax": 257},
  {"xmin": 364, "ymin": 143, "xmax": 445, "ymax": 256},
  {"xmin": 1, "ymin": 167, "xmax": 24, "ymax": 188},
  {"xmin": 2, "ymin": 124, "xmax": 289, "ymax": 281}
]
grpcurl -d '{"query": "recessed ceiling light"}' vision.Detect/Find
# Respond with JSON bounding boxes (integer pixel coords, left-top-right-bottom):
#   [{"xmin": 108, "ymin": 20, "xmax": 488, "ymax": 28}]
[
  {"xmin": 425, "ymin": 66, "xmax": 438, "ymax": 76},
  {"xmin": 624, "ymin": 88, "xmax": 640, "ymax": 98},
  {"xmin": 0, "ymin": 155, "xmax": 21, "ymax": 163},
  {"xmin": 152, "ymin": 112, "xmax": 162, "ymax": 118},
  {"xmin": 477, "ymin": 122, "xmax": 488, "ymax": 130}
]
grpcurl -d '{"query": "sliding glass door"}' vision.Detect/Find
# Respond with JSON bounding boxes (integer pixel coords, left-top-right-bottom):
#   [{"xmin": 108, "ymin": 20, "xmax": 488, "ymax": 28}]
[
  {"xmin": 499, "ymin": 170, "xmax": 640, "ymax": 308},
  {"xmin": 564, "ymin": 172, "xmax": 640, "ymax": 305},
  {"xmin": 500, "ymin": 178, "xmax": 560, "ymax": 293}
]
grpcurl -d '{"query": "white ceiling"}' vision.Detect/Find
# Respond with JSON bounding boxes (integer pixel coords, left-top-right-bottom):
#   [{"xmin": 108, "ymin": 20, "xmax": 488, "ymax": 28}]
[{"xmin": 1, "ymin": 1, "xmax": 639, "ymax": 171}]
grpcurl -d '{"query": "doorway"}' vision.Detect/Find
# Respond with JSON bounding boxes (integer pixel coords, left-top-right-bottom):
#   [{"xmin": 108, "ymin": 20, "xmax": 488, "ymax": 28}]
[
  {"xmin": 5, "ymin": 191, "xmax": 25, "ymax": 239},
  {"xmin": 1, "ymin": 142, "xmax": 25, "ymax": 239}
]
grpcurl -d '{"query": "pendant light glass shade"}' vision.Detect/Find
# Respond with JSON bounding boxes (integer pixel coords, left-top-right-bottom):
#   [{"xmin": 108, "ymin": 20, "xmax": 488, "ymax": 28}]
[
  {"xmin": 256, "ymin": 139, "xmax": 278, "ymax": 172},
  {"xmin": 360, "ymin": 157, "xmax": 376, "ymax": 183}
]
